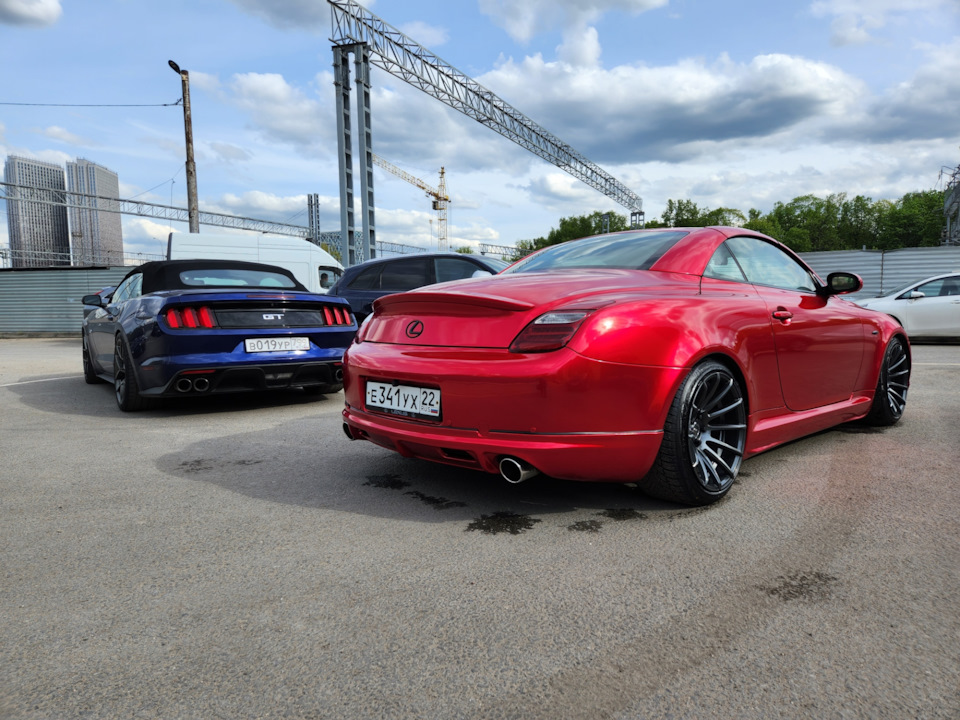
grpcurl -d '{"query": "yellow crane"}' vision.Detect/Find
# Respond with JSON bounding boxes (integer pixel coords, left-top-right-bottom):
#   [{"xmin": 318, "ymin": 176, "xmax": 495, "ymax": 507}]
[{"xmin": 371, "ymin": 153, "xmax": 449, "ymax": 250}]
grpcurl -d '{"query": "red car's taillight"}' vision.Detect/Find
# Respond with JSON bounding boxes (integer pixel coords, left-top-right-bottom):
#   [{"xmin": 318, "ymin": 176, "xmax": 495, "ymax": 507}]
[
  {"xmin": 509, "ymin": 311, "xmax": 592, "ymax": 353},
  {"xmin": 164, "ymin": 306, "xmax": 216, "ymax": 329}
]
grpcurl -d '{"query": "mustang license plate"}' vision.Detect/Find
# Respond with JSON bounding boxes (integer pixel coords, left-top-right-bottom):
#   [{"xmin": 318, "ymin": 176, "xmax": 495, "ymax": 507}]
[
  {"xmin": 244, "ymin": 337, "xmax": 310, "ymax": 353},
  {"xmin": 366, "ymin": 381, "xmax": 441, "ymax": 420}
]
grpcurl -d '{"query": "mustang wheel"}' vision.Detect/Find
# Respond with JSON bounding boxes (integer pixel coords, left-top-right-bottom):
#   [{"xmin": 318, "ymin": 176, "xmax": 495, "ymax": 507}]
[
  {"xmin": 865, "ymin": 336, "xmax": 910, "ymax": 426},
  {"xmin": 641, "ymin": 360, "xmax": 747, "ymax": 506},
  {"xmin": 114, "ymin": 335, "xmax": 151, "ymax": 412},
  {"xmin": 82, "ymin": 336, "xmax": 104, "ymax": 385}
]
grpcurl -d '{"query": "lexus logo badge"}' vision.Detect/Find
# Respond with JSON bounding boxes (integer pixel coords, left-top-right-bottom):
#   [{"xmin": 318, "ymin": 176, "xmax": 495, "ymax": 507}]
[{"xmin": 405, "ymin": 320, "xmax": 424, "ymax": 338}]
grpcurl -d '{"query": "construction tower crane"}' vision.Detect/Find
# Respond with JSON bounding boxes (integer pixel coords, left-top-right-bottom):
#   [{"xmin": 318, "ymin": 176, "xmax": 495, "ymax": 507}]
[{"xmin": 371, "ymin": 153, "xmax": 449, "ymax": 250}]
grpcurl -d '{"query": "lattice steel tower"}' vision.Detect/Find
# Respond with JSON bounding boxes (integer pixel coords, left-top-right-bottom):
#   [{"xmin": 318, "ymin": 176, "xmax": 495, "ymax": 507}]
[{"xmin": 329, "ymin": 0, "xmax": 644, "ymax": 266}]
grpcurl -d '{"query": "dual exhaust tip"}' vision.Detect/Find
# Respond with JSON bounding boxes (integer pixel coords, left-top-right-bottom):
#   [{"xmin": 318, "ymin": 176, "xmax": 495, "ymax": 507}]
[
  {"xmin": 174, "ymin": 376, "xmax": 211, "ymax": 393},
  {"xmin": 174, "ymin": 366, "xmax": 342, "ymax": 395}
]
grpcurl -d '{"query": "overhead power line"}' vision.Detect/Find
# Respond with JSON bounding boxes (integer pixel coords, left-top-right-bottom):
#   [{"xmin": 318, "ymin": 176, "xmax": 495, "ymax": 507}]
[{"xmin": 0, "ymin": 100, "xmax": 182, "ymax": 108}]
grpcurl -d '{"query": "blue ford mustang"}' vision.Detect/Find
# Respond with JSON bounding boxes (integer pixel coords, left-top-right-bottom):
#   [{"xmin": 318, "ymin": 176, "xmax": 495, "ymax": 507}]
[{"xmin": 81, "ymin": 259, "xmax": 356, "ymax": 411}]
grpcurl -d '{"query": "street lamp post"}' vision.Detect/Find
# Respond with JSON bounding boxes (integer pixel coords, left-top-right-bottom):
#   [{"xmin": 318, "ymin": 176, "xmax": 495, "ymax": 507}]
[{"xmin": 169, "ymin": 60, "xmax": 199, "ymax": 233}]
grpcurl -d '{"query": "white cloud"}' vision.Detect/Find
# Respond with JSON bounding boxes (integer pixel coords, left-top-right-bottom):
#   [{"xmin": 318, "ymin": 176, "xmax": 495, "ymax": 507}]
[
  {"xmin": 216, "ymin": 190, "xmax": 309, "ymax": 216},
  {"xmin": 397, "ymin": 20, "xmax": 448, "ymax": 48},
  {"xmin": 0, "ymin": 0, "xmax": 61, "ymax": 26},
  {"xmin": 810, "ymin": 0, "xmax": 955, "ymax": 46},
  {"xmin": 479, "ymin": 0, "xmax": 667, "ymax": 42},
  {"xmin": 227, "ymin": 72, "xmax": 334, "ymax": 153},
  {"xmin": 223, "ymin": 0, "xmax": 327, "ymax": 31},
  {"xmin": 209, "ymin": 142, "xmax": 253, "ymax": 164},
  {"xmin": 39, "ymin": 126, "xmax": 91, "ymax": 146},
  {"xmin": 477, "ymin": 51, "xmax": 867, "ymax": 163},
  {"xmin": 556, "ymin": 25, "xmax": 602, "ymax": 68}
]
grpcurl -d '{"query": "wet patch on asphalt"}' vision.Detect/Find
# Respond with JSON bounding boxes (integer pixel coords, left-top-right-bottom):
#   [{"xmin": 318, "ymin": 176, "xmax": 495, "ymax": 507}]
[
  {"xmin": 601, "ymin": 508, "xmax": 646, "ymax": 522},
  {"xmin": 363, "ymin": 474, "xmax": 411, "ymax": 490},
  {"xmin": 759, "ymin": 570, "xmax": 839, "ymax": 601},
  {"xmin": 466, "ymin": 512, "xmax": 542, "ymax": 535},
  {"xmin": 836, "ymin": 425, "xmax": 885, "ymax": 434},
  {"xmin": 179, "ymin": 457, "xmax": 264, "ymax": 474},
  {"xmin": 179, "ymin": 459, "xmax": 214, "ymax": 474},
  {"xmin": 567, "ymin": 519, "xmax": 603, "ymax": 532},
  {"xmin": 360, "ymin": 473, "xmax": 711, "ymax": 532},
  {"xmin": 404, "ymin": 491, "xmax": 467, "ymax": 511}
]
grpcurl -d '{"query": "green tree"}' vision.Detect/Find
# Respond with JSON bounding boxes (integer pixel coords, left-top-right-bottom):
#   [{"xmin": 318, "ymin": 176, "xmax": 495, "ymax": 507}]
[
  {"xmin": 453, "ymin": 245, "xmax": 474, "ymax": 254},
  {"xmin": 701, "ymin": 207, "xmax": 747, "ymax": 227},
  {"xmin": 659, "ymin": 199, "xmax": 704, "ymax": 226},
  {"xmin": 541, "ymin": 210, "xmax": 629, "ymax": 247},
  {"xmin": 838, "ymin": 195, "xmax": 878, "ymax": 250},
  {"xmin": 875, "ymin": 190, "xmax": 945, "ymax": 249},
  {"xmin": 511, "ymin": 238, "xmax": 542, "ymax": 261}
]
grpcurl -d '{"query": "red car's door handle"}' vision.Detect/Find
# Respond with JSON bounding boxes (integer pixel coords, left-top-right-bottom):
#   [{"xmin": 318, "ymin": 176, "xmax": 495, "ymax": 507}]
[{"xmin": 772, "ymin": 309, "xmax": 793, "ymax": 322}]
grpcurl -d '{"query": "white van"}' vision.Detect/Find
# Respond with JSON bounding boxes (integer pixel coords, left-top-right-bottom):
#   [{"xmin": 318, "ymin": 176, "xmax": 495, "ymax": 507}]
[{"xmin": 166, "ymin": 232, "xmax": 343, "ymax": 294}]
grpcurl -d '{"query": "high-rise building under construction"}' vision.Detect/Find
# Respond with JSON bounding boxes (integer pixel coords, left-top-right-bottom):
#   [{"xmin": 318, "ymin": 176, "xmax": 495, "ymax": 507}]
[{"xmin": 65, "ymin": 158, "xmax": 124, "ymax": 264}]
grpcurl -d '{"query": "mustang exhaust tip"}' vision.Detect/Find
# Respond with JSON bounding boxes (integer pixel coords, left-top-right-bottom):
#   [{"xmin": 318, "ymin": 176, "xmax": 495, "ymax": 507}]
[{"xmin": 499, "ymin": 456, "xmax": 539, "ymax": 484}]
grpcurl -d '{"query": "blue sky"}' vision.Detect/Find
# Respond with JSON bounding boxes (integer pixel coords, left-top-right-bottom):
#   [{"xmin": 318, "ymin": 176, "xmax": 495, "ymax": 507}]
[{"xmin": 1, "ymin": 0, "xmax": 958, "ymax": 259}]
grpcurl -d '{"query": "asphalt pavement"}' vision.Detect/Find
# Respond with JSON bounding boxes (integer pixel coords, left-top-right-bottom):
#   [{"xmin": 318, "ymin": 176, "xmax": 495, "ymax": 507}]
[{"xmin": 1, "ymin": 338, "xmax": 958, "ymax": 719}]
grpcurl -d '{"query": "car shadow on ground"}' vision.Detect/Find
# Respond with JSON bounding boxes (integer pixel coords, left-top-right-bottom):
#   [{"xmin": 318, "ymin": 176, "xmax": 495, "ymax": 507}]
[
  {"xmin": 7, "ymin": 374, "xmax": 339, "ymax": 419},
  {"xmin": 149, "ymin": 407, "xmax": 729, "ymax": 533}
]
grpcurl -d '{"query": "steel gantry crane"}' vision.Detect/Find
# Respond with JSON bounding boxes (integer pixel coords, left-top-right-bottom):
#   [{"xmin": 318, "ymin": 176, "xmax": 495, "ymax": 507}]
[
  {"xmin": 371, "ymin": 154, "xmax": 449, "ymax": 250},
  {"xmin": 329, "ymin": 0, "xmax": 645, "ymax": 267}
]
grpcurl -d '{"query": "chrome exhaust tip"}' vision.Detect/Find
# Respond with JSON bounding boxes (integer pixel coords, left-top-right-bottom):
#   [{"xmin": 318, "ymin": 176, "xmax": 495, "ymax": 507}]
[
  {"xmin": 174, "ymin": 378, "xmax": 193, "ymax": 393},
  {"xmin": 499, "ymin": 456, "xmax": 539, "ymax": 484},
  {"xmin": 193, "ymin": 377, "xmax": 211, "ymax": 392},
  {"xmin": 334, "ymin": 368, "xmax": 344, "ymax": 382}
]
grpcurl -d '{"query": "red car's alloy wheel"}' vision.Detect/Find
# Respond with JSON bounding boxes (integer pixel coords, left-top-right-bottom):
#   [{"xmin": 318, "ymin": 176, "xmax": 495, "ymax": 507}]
[
  {"xmin": 684, "ymin": 365, "xmax": 747, "ymax": 494},
  {"xmin": 641, "ymin": 360, "xmax": 747, "ymax": 505},
  {"xmin": 866, "ymin": 336, "xmax": 910, "ymax": 426}
]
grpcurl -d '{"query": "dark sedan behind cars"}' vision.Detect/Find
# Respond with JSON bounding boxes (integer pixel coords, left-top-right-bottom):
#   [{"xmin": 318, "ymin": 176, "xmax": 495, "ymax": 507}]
[
  {"xmin": 327, "ymin": 252, "xmax": 509, "ymax": 322},
  {"xmin": 82, "ymin": 259, "xmax": 356, "ymax": 411}
]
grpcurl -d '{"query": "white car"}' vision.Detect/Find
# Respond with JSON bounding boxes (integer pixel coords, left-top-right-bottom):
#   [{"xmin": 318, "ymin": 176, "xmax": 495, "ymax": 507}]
[{"xmin": 855, "ymin": 273, "xmax": 960, "ymax": 337}]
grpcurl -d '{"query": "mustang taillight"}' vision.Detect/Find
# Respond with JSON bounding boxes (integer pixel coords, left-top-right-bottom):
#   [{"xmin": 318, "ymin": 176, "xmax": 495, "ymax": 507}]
[
  {"xmin": 164, "ymin": 306, "xmax": 216, "ymax": 329},
  {"xmin": 323, "ymin": 305, "xmax": 353, "ymax": 326},
  {"xmin": 509, "ymin": 311, "xmax": 591, "ymax": 353}
]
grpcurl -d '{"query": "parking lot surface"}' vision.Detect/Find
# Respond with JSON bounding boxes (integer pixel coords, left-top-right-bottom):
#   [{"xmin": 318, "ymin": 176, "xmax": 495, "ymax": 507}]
[{"xmin": 2, "ymin": 338, "xmax": 959, "ymax": 719}]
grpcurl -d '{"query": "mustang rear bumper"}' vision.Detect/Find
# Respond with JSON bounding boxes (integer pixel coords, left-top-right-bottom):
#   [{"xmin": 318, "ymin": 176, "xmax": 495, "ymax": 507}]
[{"xmin": 140, "ymin": 360, "xmax": 344, "ymax": 396}]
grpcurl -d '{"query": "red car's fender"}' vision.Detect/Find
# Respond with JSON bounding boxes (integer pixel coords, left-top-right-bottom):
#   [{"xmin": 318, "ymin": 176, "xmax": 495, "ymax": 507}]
[{"xmin": 566, "ymin": 278, "xmax": 785, "ymax": 414}]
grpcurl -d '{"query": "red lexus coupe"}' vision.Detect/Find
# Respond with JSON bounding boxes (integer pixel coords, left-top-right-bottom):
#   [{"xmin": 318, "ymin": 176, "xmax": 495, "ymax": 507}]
[{"xmin": 341, "ymin": 227, "xmax": 910, "ymax": 505}]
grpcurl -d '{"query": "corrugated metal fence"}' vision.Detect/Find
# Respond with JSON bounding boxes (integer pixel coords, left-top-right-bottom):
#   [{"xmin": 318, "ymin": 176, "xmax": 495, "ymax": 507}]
[
  {"xmin": 0, "ymin": 266, "xmax": 133, "ymax": 335},
  {"xmin": 800, "ymin": 246, "xmax": 960, "ymax": 299},
  {"xmin": 1, "ymin": 246, "xmax": 959, "ymax": 334}
]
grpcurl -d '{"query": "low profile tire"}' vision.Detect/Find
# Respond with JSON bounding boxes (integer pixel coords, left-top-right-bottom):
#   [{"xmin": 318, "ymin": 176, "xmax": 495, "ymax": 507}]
[
  {"xmin": 864, "ymin": 335, "xmax": 910, "ymax": 426},
  {"xmin": 114, "ymin": 335, "xmax": 151, "ymax": 412},
  {"xmin": 82, "ymin": 335, "xmax": 104, "ymax": 385},
  {"xmin": 639, "ymin": 360, "xmax": 747, "ymax": 506}
]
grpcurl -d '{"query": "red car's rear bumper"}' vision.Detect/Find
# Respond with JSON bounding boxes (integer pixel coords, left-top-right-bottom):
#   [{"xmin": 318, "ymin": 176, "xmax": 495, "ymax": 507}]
[
  {"xmin": 343, "ymin": 406, "xmax": 664, "ymax": 481},
  {"xmin": 342, "ymin": 342, "xmax": 686, "ymax": 482}
]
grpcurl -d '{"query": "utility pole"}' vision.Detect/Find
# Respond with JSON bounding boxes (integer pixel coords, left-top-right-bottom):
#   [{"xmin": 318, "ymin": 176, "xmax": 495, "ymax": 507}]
[{"xmin": 168, "ymin": 60, "xmax": 200, "ymax": 233}]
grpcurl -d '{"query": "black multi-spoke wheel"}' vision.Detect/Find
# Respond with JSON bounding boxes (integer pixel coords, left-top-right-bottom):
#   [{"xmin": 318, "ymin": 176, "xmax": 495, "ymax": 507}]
[
  {"xmin": 82, "ymin": 334, "xmax": 104, "ymax": 384},
  {"xmin": 640, "ymin": 360, "xmax": 747, "ymax": 505},
  {"xmin": 865, "ymin": 336, "xmax": 910, "ymax": 426},
  {"xmin": 114, "ymin": 334, "xmax": 150, "ymax": 412}
]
